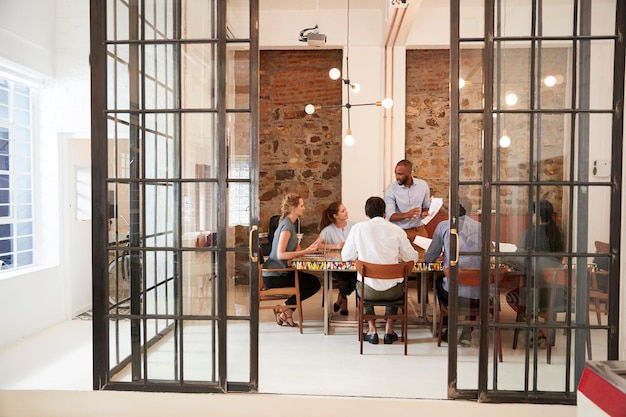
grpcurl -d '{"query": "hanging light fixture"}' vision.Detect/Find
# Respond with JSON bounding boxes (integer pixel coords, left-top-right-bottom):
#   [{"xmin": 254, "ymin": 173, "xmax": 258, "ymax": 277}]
[{"xmin": 304, "ymin": 0, "xmax": 393, "ymax": 146}]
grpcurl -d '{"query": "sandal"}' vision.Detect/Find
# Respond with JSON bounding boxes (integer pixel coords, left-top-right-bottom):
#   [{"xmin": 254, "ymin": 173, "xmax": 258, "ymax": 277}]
[
  {"xmin": 273, "ymin": 308, "xmax": 285, "ymax": 327},
  {"xmin": 280, "ymin": 310, "xmax": 297, "ymax": 328}
]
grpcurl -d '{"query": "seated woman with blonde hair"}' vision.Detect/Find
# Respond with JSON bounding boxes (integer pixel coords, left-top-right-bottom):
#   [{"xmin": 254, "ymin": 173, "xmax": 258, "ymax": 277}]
[{"xmin": 263, "ymin": 193, "xmax": 322, "ymax": 327}]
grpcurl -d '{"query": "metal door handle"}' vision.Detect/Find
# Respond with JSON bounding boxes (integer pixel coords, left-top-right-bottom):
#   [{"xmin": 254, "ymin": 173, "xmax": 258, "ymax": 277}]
[
  {"xmin": 249, "ymin": 225, "xmax": 258, "ymax": 262},
  {"xmin": 450, "ymin": 228, "xmax": 459, "ymax": 266}
]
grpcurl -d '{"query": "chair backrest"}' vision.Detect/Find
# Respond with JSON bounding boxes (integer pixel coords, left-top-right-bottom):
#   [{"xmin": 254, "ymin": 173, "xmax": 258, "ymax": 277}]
[
  {"xmin": 594, "ymin": 240, "xmax": 609, "ymax": 253},
  {"xmin": 458, "ymin": 268, "xmax": 481, "ymax": 286},
  {"xmin": 267, "ymin": 215, "xmax": 281, "ymax": 245},
  {"xmin": 456, "ymin": 267, "xmax": 507, "ymax": 286},
  {"xmin": 258, "ymin": 244, "xmax": 266, "ymax": 291},
  {"xmin": 268, "ymin": 214, "xmax": 300, "ymax": 246},
  {"xmin": 355, "ymin": 260, "xmax": 414, "ymax": 280},
  {"xmin": 593, "ymin": 240, "xmax": 610, "ymax": 271},
  {"xmin": 542, "ymin": 267, "xmax": 569, "ymax": 287}
]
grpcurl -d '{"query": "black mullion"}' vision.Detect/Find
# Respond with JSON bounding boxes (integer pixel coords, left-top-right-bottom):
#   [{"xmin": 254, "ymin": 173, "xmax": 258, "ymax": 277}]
[
  {"xmin": 216, "ymin": 0, "xmax": 228, "ymax": 391},
  {"xmin": 608, "ymin": 0, "xmax": 625, "ymax": 362},
  {"xmin": 448, "ymin": 0, "xmax": 461, "ymax": 396},
  {"xmin": 249, "ymin": 0, "xmax": 260, "ymax": 391},
  {"xmin": 477, "ymin": 0, "xmax": 495, "ymax": 397},
  {"xmin": 571, "ymin": 0, "xmax": 593, "ymax": 388}
]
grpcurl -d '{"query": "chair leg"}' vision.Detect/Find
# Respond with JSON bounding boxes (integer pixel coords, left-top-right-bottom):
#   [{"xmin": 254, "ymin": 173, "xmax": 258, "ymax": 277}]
[
  {"xmin": 358, "ymin": 301, "xmax": 364, "ymax": 355},
  {"xmin": 295, "ymin": 294, "xmax": 303, "ymax": 335},
  {"xmin": 403, "ymin": 307, "xmax": 408, "ymax": 356},
  {"xmin": 512, "ymin": 307, "xmax": 525, "ymax": 349},
  {"xmin": 437, "ymin": 310, "xmax": 447, "ymax": 347},
  {"xmin": 546, "ymin": 327, "xmax": 553, "ymax": 364},
  {"xmin": 594, "ymin": 298, "xmax": 602, "ymax": 325},
  {"xmin": 497, "ymin": 328, "xmax": 503, "ymax": 362}
]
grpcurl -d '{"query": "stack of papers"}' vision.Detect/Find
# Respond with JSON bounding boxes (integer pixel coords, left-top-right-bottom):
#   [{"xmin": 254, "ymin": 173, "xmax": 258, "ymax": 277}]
[
  {"xmin": 413, "ymin": 235, "xmax": 433, "ymax": 251},
  {"xmin": 422, "ymin": 198, "xmax": 443, "ymax": 225},
  {"xmin": 493, "ymin": 242, "xmax": 518, "ymax": 252}
]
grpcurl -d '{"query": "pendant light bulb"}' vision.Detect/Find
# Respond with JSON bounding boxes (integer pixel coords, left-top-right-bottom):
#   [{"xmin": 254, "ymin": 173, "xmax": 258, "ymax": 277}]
[
  {"xmin": 544, "ymin": 75, "xmax": 557, "ymax": 87},
  {"xmin": 304, "ymin": 104, "xmax": 316, "ymax": 115},
  {"xmin": 350, "ymin": 82, "xmax": 361, "ymax": 93},
  {"xmin": 381, "ymin": 97, "xmax": 393, "ymax": 108},
  {"xmin": 329, "ymin": 68, "xmax": 341, "ymax": 80},
  {"xmin": 505, "ymin": 91, "xmax": 518, "ymax": 106},
  {"xmin": 500, "ymin": 129, "xmax": 511, "ymax": 148},
  {"xmin": 344, "ymin": 128, "xmax": 355, "ymax": 146}
]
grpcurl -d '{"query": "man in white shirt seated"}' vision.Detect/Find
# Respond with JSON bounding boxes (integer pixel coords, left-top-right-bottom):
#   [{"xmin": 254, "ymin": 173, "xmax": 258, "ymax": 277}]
[{"xmin": 341, "ymin": 196, "xmax": 419, "ymax": 345}]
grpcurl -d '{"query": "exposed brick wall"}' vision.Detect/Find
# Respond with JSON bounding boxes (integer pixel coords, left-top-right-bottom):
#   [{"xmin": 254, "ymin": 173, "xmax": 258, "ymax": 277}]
[
  {"xmin": 406, "ymin": 49, "xmax": 568, "ymax": 220},
  {"xmin": 260, "ymin": 48, "xmax": 569, "ymax": 239},
  {"xmin": 406, "ymin": 50, "xmax": 451, "ymax": 210},
  {"xmin": 259, "ymin": 50, "xmax": 342, "ymax": 242}
]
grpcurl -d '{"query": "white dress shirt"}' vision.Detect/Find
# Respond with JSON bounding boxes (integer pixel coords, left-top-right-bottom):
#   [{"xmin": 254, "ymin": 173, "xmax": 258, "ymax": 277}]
[{"xmin": 341, "ymin": 217, "xmax": 419, "ymax": 291}]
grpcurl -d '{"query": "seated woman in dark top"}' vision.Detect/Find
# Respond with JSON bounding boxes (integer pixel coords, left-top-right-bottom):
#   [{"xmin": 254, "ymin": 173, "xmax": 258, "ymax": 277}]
[{"xmin": 506, "ymin": 199, "xmax": 564, "ymax": 347}]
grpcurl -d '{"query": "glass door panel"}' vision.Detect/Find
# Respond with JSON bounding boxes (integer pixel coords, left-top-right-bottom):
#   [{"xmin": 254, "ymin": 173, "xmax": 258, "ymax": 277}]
[
  {"xmin": 451, "ymin": 0, "xmax": 622, "ymax": 403},
  {"xmin": 93, "ymin": 0, "xmax": 259, "ymax": 393}
]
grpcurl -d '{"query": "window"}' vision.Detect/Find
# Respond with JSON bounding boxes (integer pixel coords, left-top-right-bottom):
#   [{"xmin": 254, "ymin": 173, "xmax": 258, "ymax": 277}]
[
  {"xmin": 228, "ymin": 156, "xmax": 250, "ymax": 227},
  {"xmin": 0, "ymin": 77, "xmax": 33, "ymax": 270}
]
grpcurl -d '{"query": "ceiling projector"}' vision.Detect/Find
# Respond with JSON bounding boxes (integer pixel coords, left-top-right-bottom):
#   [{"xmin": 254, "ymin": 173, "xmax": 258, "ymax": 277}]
[
  {"xmin": 307, "ymin": 33, "xmax": 327, "ymax": 47},
  {"xmin": 299, "ymin": 25, "xmax": 326, "ymax": 48}
]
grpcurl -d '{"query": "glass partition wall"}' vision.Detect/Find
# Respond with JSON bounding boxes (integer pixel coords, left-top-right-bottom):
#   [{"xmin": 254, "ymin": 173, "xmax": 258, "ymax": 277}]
[
  {"xmin": 91, "ymin": 0, "xmax": 259, "ymax": 392},
  {"xmin": 449, "ymin": 0, "xmax": 623, "ymax": 403}
]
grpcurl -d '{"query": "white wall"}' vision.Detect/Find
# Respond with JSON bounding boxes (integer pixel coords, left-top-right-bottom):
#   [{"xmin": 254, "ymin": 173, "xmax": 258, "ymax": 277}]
[
  {"xmin": 0, "ymin": 0, "xmax": 55, "ymax": 77},
  {"xmin": 0, "ymin": 0, "xmax": 91, "ymax": 347}
]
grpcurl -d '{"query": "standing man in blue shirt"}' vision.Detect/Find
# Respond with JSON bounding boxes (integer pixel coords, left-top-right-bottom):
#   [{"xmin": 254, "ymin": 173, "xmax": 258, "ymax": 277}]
[{"xmin": 384, "ymin": 159, "xmax": 431, "ymax": 258}]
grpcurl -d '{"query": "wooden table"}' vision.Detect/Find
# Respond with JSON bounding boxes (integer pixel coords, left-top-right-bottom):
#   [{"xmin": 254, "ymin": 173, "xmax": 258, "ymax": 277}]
[{"xmin": 292, "ymin": 254, "xmax": 444, "ymax": 335}]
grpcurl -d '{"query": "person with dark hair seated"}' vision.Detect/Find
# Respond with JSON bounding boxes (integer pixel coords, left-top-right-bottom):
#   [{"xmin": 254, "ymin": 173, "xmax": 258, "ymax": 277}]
[
  {"xmin": 505, "ymin": 199, "xmax": 564, "ymax": 347},
  {"xmin": 318, "ymin": 201, "xmax": 357, "ymax": 315},
  {"xmin": 424, "ymin": 197, "xmax": 481, "ymax": 347},
  {"xmin": 341, "ymin": 196, "xmax": 419, "ymax": 345}
]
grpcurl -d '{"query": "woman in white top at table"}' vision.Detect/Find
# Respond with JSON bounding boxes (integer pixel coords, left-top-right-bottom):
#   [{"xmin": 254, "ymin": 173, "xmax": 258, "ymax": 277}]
[{"xmin": 318, "ymin": 202, "xmax": 357, "ymax": 315}]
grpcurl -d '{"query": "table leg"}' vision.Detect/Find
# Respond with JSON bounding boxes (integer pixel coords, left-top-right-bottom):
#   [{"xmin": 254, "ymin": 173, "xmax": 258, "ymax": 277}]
[
  {"xmin": 420, "ymin": 272, "xmax": 427, "ymax": 318},
  {"xmin": 432, "ymin": 272, "xmax": 438, "ymax": 336},
  {"xmin": 324, "ymin": 270, "xmax": 330, "ymax": 335}
]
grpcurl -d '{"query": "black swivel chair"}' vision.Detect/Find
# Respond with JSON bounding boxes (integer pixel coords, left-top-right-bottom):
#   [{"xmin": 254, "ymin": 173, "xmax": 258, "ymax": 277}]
[{"xmin": 261, "ymin": 215, "xmax": 299, "ymax": 257}]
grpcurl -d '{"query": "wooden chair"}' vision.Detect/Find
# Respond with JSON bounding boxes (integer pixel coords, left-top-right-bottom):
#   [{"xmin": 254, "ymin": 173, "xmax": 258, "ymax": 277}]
[
  {"xmin": 588, "ymin": 268, "xmax": 609, "ymax": 325},
  {"xmin": 258, "ymin": 244, "xmax": 303, "ymax": 334},
  {"xmin": 541, "ymin": 267, "xmax": 592, "ymax": 364},
  {"xmin": 436, "ymin": 268, "xmax": 505, "ymax": 362},
  {"xmin": 589, "ymin": 240, "xmax": 609, "ymax": 325},
  {"xmin": 355, "ymin": 260, "xmax": 414, "ymax": 355}
]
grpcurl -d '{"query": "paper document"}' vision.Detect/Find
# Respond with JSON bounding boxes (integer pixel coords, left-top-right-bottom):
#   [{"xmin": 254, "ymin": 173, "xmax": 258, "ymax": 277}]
[
  {"xmin": 493, "ymin": 242, "xmax": 518, "ymax": 252},
  {"xmin": 413, "ymin": 235, "xmax": 433, "ymax": 251},
  {"xmin": 421, "ymin": 197, "xmax": 443, "ymax": 225}
]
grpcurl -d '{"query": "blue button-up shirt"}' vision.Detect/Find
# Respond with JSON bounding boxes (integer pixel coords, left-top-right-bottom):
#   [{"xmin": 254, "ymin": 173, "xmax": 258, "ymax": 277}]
[{"xmin": 384, "ymin": 177, "xmax": 431, "ymax": 229}]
